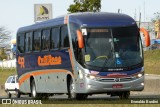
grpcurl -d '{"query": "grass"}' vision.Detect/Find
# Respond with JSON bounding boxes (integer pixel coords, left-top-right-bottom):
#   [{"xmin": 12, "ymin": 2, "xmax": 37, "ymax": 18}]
[
  {"xmin": 144, "ymin": 49, "xmax": 160, "ymax": 75},
  {"xmin": 0, "ymin": 104, "xmax": 160, "ymax": 107},
  {"xmin": 0, "ymin": 68, "xmax": 16, "ymax": 85}
]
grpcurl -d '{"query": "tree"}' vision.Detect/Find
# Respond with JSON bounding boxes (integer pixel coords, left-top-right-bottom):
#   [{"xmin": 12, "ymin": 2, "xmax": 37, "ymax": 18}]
[
  {"xmin": 68, "ymin": 0, "xmax": 101, "ymax": 13},
  {"xmin": 0, "ymin": 27, "xmax": 11, "ymax": 48},
  {"xmin": 151, "ymin": 12, "xmax": 160, "ymax": 22},
  {"xmin": 0, "ymin": 48, "xmax": 7, "ymax": 60}
]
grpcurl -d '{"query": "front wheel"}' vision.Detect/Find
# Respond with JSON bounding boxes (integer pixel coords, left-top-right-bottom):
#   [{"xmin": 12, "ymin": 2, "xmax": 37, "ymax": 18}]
[
  {"xmin": 119, "ymin": 91, "xmax": 130, "ymax": 99},
  {"xmin": 68, "ymin": 79, "xmax": 76, "ymax": 99},
  {"xmin": 68, "ymin": 79, "xmax": 88, "ymax": 100}
]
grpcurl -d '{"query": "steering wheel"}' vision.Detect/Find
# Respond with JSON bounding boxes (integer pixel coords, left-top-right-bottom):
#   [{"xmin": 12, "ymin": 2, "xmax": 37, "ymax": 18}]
[{"xmin": 93, "ymin": 56, "xmax": 108, "ymax": 62}]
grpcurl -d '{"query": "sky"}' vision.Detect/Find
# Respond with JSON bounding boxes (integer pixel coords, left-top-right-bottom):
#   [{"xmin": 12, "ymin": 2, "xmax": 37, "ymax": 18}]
[{"xmin": 0, "ymin": 0, "xmax": 159, "ymax": 39}]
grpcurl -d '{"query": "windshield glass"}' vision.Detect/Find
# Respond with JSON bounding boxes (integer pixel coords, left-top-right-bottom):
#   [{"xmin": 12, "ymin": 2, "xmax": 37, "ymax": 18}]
[
  {"xmin": 112, "ymin": 27, "xmax": 143, "ymax": 67},
  {"xmin": 6, "ymin": 76, "xmax": 13, "ymax": 83},
  {"xmin": 84, "ymin": 29, "xmax": 114, "ymax": 67},
  {"xmin": 83, "ymin": 26, "xmax": 143, "ymax": 69}
]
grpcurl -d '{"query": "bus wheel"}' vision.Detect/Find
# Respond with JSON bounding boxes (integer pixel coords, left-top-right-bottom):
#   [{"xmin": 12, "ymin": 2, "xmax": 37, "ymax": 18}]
[
  {"xmin": 119, "ymin": 91, "xmax": 130, "ymax": 99},
  {"xmin": 68, "ymin": 78, "xmax": 88, "ymax": 100},
  {"xmin": 68, "ymin": 79, "xmax": 76, "ymax": 99},
  {"xmin": 29, "ymin": 93, "xmax": 32, "ymax": 97},
  {"xmin": 31, "ymin": 80, "xmax": 38, "ymax": 98}
]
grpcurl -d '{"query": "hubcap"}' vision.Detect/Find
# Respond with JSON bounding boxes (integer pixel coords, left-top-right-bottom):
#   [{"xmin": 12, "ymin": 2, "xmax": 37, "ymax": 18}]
[
  {"xmin": 32, "ymin": 82, "xmax": 36, "ymax": 97},
  {"xmin": 70, "ymin": 80, "xmax": 75, "ymax": 98}
]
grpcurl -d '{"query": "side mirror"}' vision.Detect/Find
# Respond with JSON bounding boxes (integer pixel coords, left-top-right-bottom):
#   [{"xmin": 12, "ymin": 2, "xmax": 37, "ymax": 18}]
[
  {"xmin": 139, "ymin": 28, "xmax": 150, "ymax": 47},
  {"xmin": 76, "ymin": 30, "xmax": 84, "ymax": 49}
]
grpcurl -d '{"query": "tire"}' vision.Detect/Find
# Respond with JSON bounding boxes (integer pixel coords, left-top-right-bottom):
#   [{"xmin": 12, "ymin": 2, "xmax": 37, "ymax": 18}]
[
  {"xmin": 7, "ymin": 91, "xmax": 11, "ymax": 98},
  {"xmin": 119, "ymin": 91, "xmax": 130, "ymax": 99},
  {"xmin": 31, "ymin": 80, "xmax": 38, "ymax": 98},
  {"xmin": 68, "ymin": 79, "xmax": 88, "ymax": 100},
  {"xmin": 29, "ymin": 93, "xmax": 32, "ymax": 97},
  {"xmin": 68, "ymin": 79, "xmax": 76, "ymax": 99},
  {"xmin": 16, "ymin": 90, "xmax": 21, "ymax": 98}
]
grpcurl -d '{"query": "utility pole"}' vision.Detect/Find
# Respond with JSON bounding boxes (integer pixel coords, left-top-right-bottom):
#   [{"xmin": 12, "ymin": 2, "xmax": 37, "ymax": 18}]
[{"xmin": 144, "ymin": 0, "xmax": 146, "ymax": 22}]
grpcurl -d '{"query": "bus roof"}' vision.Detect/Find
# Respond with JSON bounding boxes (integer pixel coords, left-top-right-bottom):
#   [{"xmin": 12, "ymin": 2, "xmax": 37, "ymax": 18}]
[
  {"xmin": 69, "ymin": 12, "xmax": 136, "ymax": 27},
  {"xmin": 17, "ymin": 12, "xmax": 136, "ymax": 33}
]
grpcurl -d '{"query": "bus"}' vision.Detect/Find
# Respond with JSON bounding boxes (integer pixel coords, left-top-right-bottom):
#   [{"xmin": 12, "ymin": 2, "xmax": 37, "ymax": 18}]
[{"xmin": 16, "ymin": 12, "xmax": 150, "ymax": 100}]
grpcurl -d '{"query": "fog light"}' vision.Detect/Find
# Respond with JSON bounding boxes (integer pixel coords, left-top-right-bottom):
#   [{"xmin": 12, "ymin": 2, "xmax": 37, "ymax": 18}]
[
  {"xmin": 88, "ymin": 85, "xmax": 91, "ymax": 89},
  {"xmin": 141, "ymin": 82, "xmax": 144, "ymax": 86}
]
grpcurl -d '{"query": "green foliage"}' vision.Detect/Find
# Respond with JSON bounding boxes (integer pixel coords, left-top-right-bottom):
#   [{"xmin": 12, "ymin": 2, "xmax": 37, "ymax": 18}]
[
  {"xmin": 144, "ymin": 49, "xmax": 160, "ymax": 75},
  {"xmin": 68, "ymin": 0, "xmax": 101, "ymax": 13},
  {"xmin": 151, "ymin": 12, "xmax": 160, "ymax": 22},
  {"xmin": 0, "ymin": 48, "xmax": 7, "ymax": 60}
]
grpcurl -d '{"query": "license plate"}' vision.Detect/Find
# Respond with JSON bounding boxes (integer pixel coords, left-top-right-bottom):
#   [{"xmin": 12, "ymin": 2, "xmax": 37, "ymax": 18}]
[{"xmin": 112, "ymin": 84, "xmax": 123, "ymax": 88}]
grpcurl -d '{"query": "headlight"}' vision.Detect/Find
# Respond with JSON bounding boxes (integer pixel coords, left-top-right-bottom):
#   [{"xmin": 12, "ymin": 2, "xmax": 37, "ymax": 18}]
[
  {"xmin": 87, "ymin": 74, "xmax": 100, "ymax": 80},
  {"xmin": 135, "ymin": 72, "xmax": 144, "ymax": 78},
  {"xmin": 137, "ymin": 73, "xmax": 143, "ymax": 78},
  {"xmin": 87, "ymin": 74, "xmax": 95, "ymax": 80},
  {"xmin": 89, "ymin": 75, "xmax": 96, "ymax": 79}
]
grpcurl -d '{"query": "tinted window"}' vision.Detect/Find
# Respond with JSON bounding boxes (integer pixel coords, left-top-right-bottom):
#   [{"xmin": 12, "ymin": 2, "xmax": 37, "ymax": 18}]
[
  {"xmin": 51, "ymin": 27, "xmax": 59, "ymax": 49},
  {"xmin": 61, "ymin": 26, "xmax": 69, "ymax": 48},
  {"xmin": 17, "ymin": 33, "xmax": 25, "ymax": 53},
  {"xmin": 33, "ymin": 31, "xmax": 41, "ymax": 51},
  {"xmin": 42, "ymin": 29, "xmax": 50, "ymax": 50},
  {"xmin": 25, "ymin": 32, "xmax": 32, "ymax": 52}
]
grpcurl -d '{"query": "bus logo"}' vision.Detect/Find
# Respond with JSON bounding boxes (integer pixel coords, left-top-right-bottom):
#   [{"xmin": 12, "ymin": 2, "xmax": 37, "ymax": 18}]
[
  {"xmin": 18, "ymin": 56, "xmax": 25, "ymax": 68},
  {"xmin": 38, "ymin": 55, "xmax": 62, "ymax": 66}
]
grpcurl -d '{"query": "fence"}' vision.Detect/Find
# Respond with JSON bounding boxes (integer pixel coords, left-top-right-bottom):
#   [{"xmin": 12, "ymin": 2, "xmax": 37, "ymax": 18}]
[{"xmin": 0, "ymin": 59, "xmax": 16, "ymax": 68}]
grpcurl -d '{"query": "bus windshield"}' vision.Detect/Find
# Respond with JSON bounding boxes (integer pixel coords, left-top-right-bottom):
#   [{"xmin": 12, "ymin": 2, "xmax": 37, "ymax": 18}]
[{"xmin": 83, "ymin": 26, "xmax": 143, "ymax": 69}]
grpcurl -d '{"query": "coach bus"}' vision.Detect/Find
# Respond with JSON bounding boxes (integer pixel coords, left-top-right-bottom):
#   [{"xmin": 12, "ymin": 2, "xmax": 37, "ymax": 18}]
[{"xmin": 16, "ymin": 12, "xmax": 150, "ymax": 99}]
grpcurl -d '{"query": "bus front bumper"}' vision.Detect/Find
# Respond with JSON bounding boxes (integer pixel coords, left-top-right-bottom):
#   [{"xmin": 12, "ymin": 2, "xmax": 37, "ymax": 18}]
[{"xmin": 76, "ymin": 76, "xmax": 144, "ymax": 94}]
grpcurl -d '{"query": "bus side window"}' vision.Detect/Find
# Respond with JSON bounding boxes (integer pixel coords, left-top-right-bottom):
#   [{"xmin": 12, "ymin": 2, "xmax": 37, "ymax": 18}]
[
  {"xmin": 60, "ymin": 25, "xmax": 69, "ymax": 48},
  {"xmin": 25, "ymin": 32, "xmax": 33, "ymax": 53},
  {"xmin": 17, "ymin": 33, "xmax": 25, "ymax": 53},
  {"xmin": 42, "ymin": 29, "xmax": 50, "ymax": 50},
  {"xmin": 33, "ymin": 31, "xmax": 41, "ymax": 51},
  {"xmin": 51, "ymin": 27, "xmax": 60, "ymax": 49}
]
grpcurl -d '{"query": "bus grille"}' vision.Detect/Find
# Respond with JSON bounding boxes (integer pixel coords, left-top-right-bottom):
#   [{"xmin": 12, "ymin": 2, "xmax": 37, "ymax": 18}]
[
  {"xmin": 119, "ymin": 77, "xmax": 134, "ymax": 82},
  {"xmin": 99, "ymin": 77, "xmax": 135, "ymax": 82}
]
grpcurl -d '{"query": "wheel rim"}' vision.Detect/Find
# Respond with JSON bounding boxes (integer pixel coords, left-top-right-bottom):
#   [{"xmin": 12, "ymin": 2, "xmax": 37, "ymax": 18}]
[
  {"xmin": 70, "ymin": 80, "xmax": 75, "ymax": 98},
  {"xmin": 32, "ymin": 81, "xmax": 36, "ymax": 98}
]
